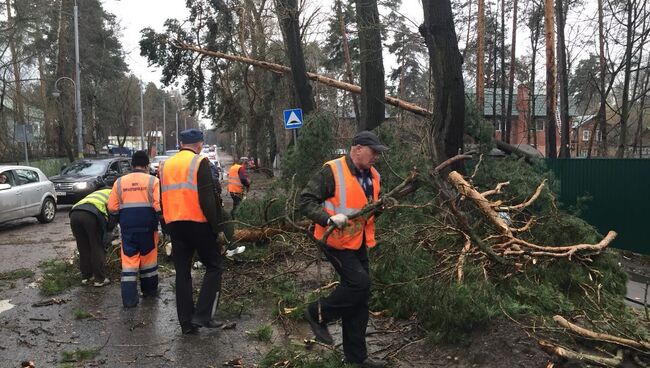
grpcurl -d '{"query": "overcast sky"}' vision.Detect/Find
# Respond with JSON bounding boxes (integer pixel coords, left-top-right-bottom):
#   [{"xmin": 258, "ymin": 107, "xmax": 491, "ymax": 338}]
[{"xmin": 102, "ymin": 0, "xmax": 424, "ymax": 87}]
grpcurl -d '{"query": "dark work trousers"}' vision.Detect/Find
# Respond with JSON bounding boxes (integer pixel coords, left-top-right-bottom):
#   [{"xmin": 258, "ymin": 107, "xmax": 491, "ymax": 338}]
[
  {"xmin": 167, "ymin": 221, "xmax": 223, "ymax": 331},
  {"xmin": 308, "ymin": 245, "xmax": 370, "ymax": 363},
  {"xmin": 229, "ymin": 192, "xmax": 243, "ymax": 219},
  {"xmin": 70, "ymin": 210, "xmax": 107, "ymax": 281}
]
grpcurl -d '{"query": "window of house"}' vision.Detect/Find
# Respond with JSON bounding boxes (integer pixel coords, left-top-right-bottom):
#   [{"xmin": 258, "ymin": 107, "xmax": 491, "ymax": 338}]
[
  {"xmin": 536, "ymin": 120, "xmax": 544, "ymax": 131},
  {"xmin": 596, "ymin": 129, "xmax": 602, "ymax": 142},
  {"xmin": 494, "ymin": 120, "xmax": 501, "ymax": 132},
  {"xmin": 579, "ymin": 150, "xmax": 588, "ymax": 157},
  {"xmin": 582, "ymin": 130, "xmax": 591, "ymax": 141}
]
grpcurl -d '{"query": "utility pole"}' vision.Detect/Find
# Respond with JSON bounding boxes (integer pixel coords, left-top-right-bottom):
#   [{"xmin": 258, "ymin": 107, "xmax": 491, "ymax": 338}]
[
  {"xmin": 162, "ymin": 95, "xmax": 167, "ymax": 155},
  {"xmin": 184, "ymin": 116, "xmax": 187, "ymax": 130},
  {"xmin": 140, "ymin": 81, "xmax": 145, "ymax": 151},
  {"xmin": 73, "ymin": 0, "xmax": 83, "ymax": 158}
]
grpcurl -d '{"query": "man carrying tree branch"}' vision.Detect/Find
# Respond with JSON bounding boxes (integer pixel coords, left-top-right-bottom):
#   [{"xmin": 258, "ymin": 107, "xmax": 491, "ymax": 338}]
[{"xmin": 299, "ymin": 130, "xmax": 388, "ymax": 368}]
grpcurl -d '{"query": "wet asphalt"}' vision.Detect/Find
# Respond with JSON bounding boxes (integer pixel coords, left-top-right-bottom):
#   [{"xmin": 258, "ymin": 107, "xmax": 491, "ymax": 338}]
[{"xmin": 0, "ymin": 149, "xmax": 297, "ymax": 367}]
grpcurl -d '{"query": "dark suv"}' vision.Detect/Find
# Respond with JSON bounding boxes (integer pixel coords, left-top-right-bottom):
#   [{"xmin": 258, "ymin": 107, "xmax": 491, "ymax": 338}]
[{"xmin": 49, "ymin": 157, "xmax": 132, "ymax": 204}]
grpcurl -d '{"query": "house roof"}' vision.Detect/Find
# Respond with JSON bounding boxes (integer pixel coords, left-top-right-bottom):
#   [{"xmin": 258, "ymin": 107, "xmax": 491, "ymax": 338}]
[
  {"xmin": 467, "ymin": 89, "xmax": 578, "ymax": 117},
  {"xmin": 571, "ymin": 114, "xmax": 597, "ymax": 129}
]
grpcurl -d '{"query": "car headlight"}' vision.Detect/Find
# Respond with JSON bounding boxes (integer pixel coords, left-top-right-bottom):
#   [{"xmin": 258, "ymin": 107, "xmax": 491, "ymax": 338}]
[{"xmin": 73, "ymin": 182, "xmax": 89, "ymax": 190}]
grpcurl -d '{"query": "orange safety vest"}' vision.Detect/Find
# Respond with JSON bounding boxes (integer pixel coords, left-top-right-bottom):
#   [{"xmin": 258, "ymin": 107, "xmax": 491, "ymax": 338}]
[
  {"xmin": 107, "ymin": 171, "xmax": 160, "ymax": 215},
  {"xmin": 227, "ymin": 164, "xmax": 244, "ymax": 194},
  {"xmin": 159, "ymin": 150, "xmax": 207, "ymax": 223},
  {"xmin": 313, "ymin": 157, "xmax": 380, "ymax": 250}
]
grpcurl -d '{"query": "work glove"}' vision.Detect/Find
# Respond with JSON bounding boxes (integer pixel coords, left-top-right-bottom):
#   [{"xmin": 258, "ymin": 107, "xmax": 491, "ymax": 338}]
[{"xmin": 328, "ymin": 213, "xmax": 349, "ymax": 229}]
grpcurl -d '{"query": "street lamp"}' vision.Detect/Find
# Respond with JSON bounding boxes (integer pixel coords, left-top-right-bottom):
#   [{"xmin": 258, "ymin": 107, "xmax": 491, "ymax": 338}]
[{"xmin": 52, "ymin": 76, "xmax": 82, "ymax": 158}]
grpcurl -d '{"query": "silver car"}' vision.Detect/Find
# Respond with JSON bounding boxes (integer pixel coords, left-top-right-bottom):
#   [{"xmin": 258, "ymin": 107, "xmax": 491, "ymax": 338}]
[{"xmin": 0, "ymin": 165, "xmax": 57, "ymax": 224}]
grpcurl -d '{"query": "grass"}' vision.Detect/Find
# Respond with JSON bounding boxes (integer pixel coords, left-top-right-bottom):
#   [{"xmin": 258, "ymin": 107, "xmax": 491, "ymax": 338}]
[
  {"xmin": 60, "ymin": 348, "xmax": 100, "ymax": 363},
  {"xmin": 248, "ymin": 324, "xmax": 273, "ymax": 342},
  {"xmin": 260, "ymin": 346, "xmax": 350, "ymax": 368},
  {"xmin": 72, "ymin": 308, "xmax": 92, "ymax": 320},
  {"xmin": 0, "ymin": 268, "xmax": 34, "ymax": 281},
  {"xmin": 39, "ymin": 259, "xmax": 79, "ymax": 296}
]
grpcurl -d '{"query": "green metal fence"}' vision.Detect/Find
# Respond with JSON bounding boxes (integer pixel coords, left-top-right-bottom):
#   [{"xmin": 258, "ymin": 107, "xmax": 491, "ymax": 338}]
[{"xmin": 546, "ymin": 159, "xmax": 650, "ymax": 254}]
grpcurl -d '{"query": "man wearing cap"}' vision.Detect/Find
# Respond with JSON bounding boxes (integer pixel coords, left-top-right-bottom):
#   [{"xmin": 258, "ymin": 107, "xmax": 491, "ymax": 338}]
[
  {"xmin": 159, "ymin": 128, "xmax": 224, "ymax": 335},
  {"xmin": 108, "ymin": 151, "xmax": 161, "ymax": 307},
  {"xmin": 299, "ymin": 130, "xmax": 388, "ymax": 368}
]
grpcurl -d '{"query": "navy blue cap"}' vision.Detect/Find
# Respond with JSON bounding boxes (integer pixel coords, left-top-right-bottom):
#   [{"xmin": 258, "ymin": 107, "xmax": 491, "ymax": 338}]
[{"xmin": 180, "ymin": 128, "xmax": 204, "ymax": 144}]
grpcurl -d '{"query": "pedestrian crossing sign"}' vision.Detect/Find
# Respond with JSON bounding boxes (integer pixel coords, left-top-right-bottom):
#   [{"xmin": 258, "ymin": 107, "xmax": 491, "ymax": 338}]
[{"xmin": 283, "ymin": 108, "xmax": 303, "ymax": 129}]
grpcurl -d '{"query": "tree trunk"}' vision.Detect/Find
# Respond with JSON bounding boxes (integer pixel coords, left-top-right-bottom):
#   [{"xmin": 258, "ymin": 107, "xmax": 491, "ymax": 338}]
[
  {"xmin": 633, "ymin": 61, "xmax": 649, "ymax": 157},
  {"xmin": 544, "ymin": 0, "xmax": 557, "ymax": 158},
  {"xmin": 420, "ymin": 0, "xmax": 465, "ymax": 165},
  {"xmin": 354, "ymin": 0, "xmax": 385, "ymax": 131},
  {"xmin": 505, "ymin": 0, "xmax": 518, "ymax": 145},
  {"xmin": 476, "ymin": 0, "xmax": 485, "ymax": 108},
  {"xmin": 500, "ymin": 0, "xmax": 508, "ymax": 142},
  {"xmin": 556, "ymin": 0, "xmax": 570, "ymax": 157},
  {"xmin": 529, "ymin": 3, "xmax": 541, "ymax": 149},
  {"xmin": 616, "ymin": 0, "xmax": 634, "ymax": 158},
  {"xmin": 275, "ymin": 0, "xmax": 314, "ymax": 115},
  {"xmin": 6, "ymin": 0, "xmax": 25, "ymax": 125},
  {"xmin": 337, "ymin": 0, "xmax": 361, "ymax": 126},
  {"xmin": 597, "ymin": 0, "xmax": 607, "ymax": 156}
]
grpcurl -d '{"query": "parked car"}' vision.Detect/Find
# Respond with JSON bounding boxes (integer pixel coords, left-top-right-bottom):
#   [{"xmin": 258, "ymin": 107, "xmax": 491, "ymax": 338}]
[
  {"xmin": 49, "ymin": 157, "xmax": 132, "ymax": 204},
  {"xmin": 150, "ymin": 155, "xmax": 169, "ymax": 176},
  {"xmin": 107, "ymin": 144, "xmax": 134, "ymax": 156},
  {"xmin": 0, "ymin": 165, "xmax": 57, "ymax": 224}
]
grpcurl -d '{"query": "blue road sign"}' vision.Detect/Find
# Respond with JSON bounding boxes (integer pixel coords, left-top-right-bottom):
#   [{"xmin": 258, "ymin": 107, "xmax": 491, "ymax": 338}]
[{"xmin": 283, "ymin": 108, "xmax": 303, "ymax": 129}]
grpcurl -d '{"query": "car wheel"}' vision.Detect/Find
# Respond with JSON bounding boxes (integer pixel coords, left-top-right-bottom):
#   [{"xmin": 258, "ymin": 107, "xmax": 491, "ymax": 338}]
[{"xmin": 36, "ymin": 197, "xmax": 56, "ymax": 223}]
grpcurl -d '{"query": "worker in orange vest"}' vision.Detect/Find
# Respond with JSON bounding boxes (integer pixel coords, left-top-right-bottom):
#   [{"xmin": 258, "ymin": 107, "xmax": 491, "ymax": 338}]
[
  {"xmin": 299, "ymin": 131, "xmax": 388, "ymax": 368},
  {"xmin": 107, "ymin": 151, "xmax": 161, "ymax": 308},
  {"xmin": 159, "ymin": 129, "xmax": 224, "ymax": 335},
  {"xmin": 226, "ymin": 157, "xmax": 250, "ymax": 218}
]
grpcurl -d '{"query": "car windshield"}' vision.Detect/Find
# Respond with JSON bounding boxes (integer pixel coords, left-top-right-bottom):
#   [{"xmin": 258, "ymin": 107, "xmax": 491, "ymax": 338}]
[
  {"xmin": 60, "ymin": 161, "xmax": 107, "ymax": 176},
  {"xmin": 151, "ymin": 156, "xmax": 169, "ymax": 163}
]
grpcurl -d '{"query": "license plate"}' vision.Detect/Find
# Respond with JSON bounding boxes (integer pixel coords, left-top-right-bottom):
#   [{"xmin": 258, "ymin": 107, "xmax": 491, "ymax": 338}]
[{"xmin": 56, "ymin": 191, "xmax": 66, "ymax": 196}]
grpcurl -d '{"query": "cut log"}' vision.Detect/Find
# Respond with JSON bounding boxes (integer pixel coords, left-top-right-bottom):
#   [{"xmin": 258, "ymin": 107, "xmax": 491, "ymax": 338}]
[{"xmin": 539, "ymin": 339, "xmax": 623, "ymax": 367}]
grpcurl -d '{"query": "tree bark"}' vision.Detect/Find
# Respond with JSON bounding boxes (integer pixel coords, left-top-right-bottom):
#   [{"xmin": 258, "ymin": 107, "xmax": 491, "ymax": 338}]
[
  {"xmin": 476, "ymin": 0, "xmax": 485, "ymax": 108},
  {"xmin": 500, "ymin": 0, "xmax": 508, "ymax": 142},
  {"xmin": 337, "ymin": 0, "xmax": 361, "ymax": 126},
  {"xmin": 597, "ymin": 0, "xmax": 607, "ymax": 156},
  {"xmin": 544, "ymin": 0, "xmax": 557, "ymax": 158},
  {"xmin": 616, "ymin": 0, "xmax": 634, "ymax": 158},
  {"xmin": 420, "ymin": 0, "xmax": 466, "ymax": 165},
  {"xmin": 6, "ymin": 0, "xmax": 25, "ymax": 125},
  {"xmin": 556, "ymin": 0, "xmax": 570, "ymax": 157},
  {"xmin": 275, "ymin": 0, "xmax": 314, "ymax": 115},
  {"xmin": 505, "ymin": 0, "xmax": 518, "ymax": 146},
  {"xmin": 354, "ymin": 0, "xmax": 385, "ymax": 131}
]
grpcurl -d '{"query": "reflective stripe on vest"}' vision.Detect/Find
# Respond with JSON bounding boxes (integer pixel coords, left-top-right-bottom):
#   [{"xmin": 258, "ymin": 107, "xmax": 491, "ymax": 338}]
[
  {"xmin": 160, "ymin": 150, "xmax": 207, "ymax": 223},
  {"xmin": 115, "ymin": 173, "xmax": 157, "ymax": 210},
  {"xmin": 73, "ymin": 188, "xmax": 111, "ymax": 218},
  {"xmin": 227, "ymin": 164, "xmax": 244, "ymax": 193},
  {"xmin": 313, "ymin": 157, "xmax": 380, "ymax": 250}
]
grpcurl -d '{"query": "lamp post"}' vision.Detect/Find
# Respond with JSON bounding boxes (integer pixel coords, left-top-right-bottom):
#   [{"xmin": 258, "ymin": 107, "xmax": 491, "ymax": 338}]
[
  {"xmin": 162, "ymin": 98, "xmax": 166, "ymax": 153},
  {"xmin": 52, "ymin": 76, "xmax": 82, "ymax": 158},
  {"xmin": 140, "ymin": 82, "xmax": 145, "ymax": 151}
]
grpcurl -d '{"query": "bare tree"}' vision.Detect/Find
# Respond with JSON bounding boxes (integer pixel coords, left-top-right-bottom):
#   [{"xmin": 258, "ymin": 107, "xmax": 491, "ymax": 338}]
[
  {"xmin": 544, "ymin": 0, "xmax": 557, "ymax": 158},
  {"xmin": 556, "ymin": 0, "xmax": 570, "ymax": 157}
]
